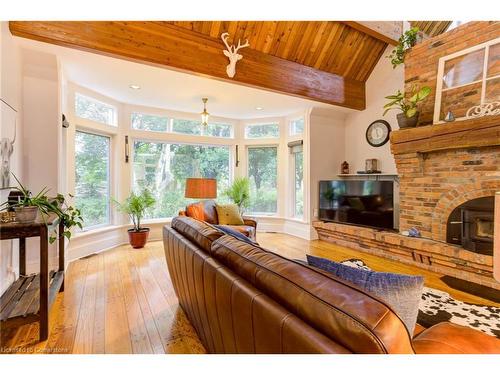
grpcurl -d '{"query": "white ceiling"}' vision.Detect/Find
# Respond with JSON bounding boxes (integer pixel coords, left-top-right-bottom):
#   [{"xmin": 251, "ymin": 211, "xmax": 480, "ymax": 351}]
[{"xmin": 16, "ymin": 37, "xmax": 353, "ymax": 120}]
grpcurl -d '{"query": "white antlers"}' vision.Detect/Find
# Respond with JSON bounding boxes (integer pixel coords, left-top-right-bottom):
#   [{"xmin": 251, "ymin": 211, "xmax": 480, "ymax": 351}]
[{"xmin": 221, "ymin": 32, "xmax": 250, "ymax": 78}]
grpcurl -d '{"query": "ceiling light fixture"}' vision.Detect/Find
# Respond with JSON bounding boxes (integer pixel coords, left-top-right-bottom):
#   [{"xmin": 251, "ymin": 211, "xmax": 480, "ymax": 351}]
[
  {"xmin": 255, "ymin": 106, "xmax": 263, "ymax": 110},
  {"xmin": 201, "ymin": 98, "xmax": 210, "ymax": 127},
  {"xmin": 129, "ymin": 84, "xmax": 141, "ymax": 90}
]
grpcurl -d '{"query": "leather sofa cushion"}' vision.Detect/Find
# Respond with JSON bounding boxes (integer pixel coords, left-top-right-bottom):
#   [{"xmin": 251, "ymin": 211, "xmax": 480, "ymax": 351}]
[
  {"xmin": 210, "ymin": 236, "xmax": 414, "ymax": 354},
  {"xmin": 186, "ymin": 202, "xmax": 205, "ymax": 221},
  {"xmin": 412, "ymin": 322, "xmax": 500, "ymax": 354},
  {"xmin": 171, "ymin": 216, "xmax": 223, "ymax": 253},
  {"xmin": 185, "ymin": 200, "xmax": 219, "ymax": 224}
]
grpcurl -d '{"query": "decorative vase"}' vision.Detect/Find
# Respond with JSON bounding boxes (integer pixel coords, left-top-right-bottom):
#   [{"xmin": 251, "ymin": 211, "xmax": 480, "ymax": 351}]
[
  {"xmin": 128, "ymin": 228, "xmax": 150, "ymax": 249},
  {"xmin": 14, "ymin": 206, "xmax": 39, "ymax": 223},
  {"xmin": 397, "ymin": 112, "xmax": 419, "ymax": 128}
]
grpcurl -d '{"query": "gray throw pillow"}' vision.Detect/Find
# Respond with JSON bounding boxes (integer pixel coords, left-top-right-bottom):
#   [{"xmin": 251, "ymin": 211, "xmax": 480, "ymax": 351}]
[{"xmin": 306, "ymin": 254, "xmax": 424, "ymax": 334}]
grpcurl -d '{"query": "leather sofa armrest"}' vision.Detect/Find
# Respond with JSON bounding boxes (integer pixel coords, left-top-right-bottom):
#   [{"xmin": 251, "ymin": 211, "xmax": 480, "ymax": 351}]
[
  {"xmin": 179, "ymin": 211, "xmax": 187, "ymax": 216},
  {"xmin": 242, "ymin": 217, "xmax": 257, "ymax": 229},
  {"xmin": 412, "ymin": 322, "xmax": 500, "ymax": 354}
]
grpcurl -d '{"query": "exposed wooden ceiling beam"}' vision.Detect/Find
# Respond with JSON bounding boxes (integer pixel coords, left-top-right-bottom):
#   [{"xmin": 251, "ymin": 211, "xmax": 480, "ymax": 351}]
[
  {"xmin": 342, "ymin": 21, "xmax": 400, "ymax": 45},
  {"xmin": 9, "ymin": 21, "xmax": 366, "ymax": 110}
]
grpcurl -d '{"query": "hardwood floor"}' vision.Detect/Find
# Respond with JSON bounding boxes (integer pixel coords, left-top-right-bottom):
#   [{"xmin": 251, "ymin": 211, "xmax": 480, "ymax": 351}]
[{"xmin": 1, "ymin": 233, "xmax": 498, "ymax": 354}]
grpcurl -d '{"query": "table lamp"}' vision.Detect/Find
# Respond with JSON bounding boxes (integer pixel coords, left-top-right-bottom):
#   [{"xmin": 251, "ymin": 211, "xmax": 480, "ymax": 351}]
[{"xmin": 185, "ymin": 178, "xmax": 217, "ymax": 199}]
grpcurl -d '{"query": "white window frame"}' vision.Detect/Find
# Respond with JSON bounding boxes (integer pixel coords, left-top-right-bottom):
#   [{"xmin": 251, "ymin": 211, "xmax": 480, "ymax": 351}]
[
  {"xmin": 130, "ymin": 137, "xmax": 234, "ymax": 219},
  {"xmin": 74, "ymin": 129, "xmax": 112, "ymax": 230},
  {"xmin": 245, "ymin": 144, "xmax": 280, "ymax": 216},
  {"xmin": 244, "ymin": 122, "xmax": 280, "ymax": 139},
  {"xmin": 289, "ymin": 116, "xmax": 305, "ymax": 136},
  {"xmin": 75, "ymin": 92, "xmax": 118, "ymax": 126},
  {"xmin": 290, "ymin": 145, "xmax": 304, "ymax": 219},
  {"xmin": 433, "ymin": 37, "xmax": 500, "ymax": 124}
]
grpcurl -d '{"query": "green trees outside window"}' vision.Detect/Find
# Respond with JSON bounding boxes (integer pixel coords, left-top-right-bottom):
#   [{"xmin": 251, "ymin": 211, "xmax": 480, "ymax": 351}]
[
  {"xmin": 133, "ymin": 141, "xmax": 230, "ymax": 218},
  {"xmin": 247, "ymin": 146, "xmax": 278, "ymax": 214},
  {"xmin": 74, "ymin": 131, "xmax": 111, "ymax": 228}
]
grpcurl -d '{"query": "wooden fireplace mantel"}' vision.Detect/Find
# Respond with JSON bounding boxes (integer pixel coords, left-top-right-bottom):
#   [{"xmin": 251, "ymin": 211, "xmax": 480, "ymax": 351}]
[{"xmin": 390, "ymin": 116, "xmax": 500, "ymax": 155}]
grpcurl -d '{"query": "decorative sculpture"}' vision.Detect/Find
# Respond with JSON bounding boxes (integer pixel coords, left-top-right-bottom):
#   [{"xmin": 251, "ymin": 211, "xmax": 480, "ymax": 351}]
[
  {"xmin": 466, "ymin": 102, "xmax": 500, "ymax": 119},
  {"xmin": 221, "ymin": 32, "xmax": 250, "ymax": 78},
  {"xmin": 1, "ymin": 119, "xmax": 16, "ymax": 188}
]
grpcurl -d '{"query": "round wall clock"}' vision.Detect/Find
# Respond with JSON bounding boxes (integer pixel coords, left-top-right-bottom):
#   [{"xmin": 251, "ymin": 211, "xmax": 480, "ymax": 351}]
[{"xmin": 366, "ymin": 120, "xmax": 391, "ymax": 147}]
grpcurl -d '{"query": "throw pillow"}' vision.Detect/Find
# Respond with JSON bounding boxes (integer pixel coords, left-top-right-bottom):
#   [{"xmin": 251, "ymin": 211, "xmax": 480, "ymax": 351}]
[
  {"xmin": 215, "ymin": 204, "xmax": 244, "ymax": 225},
  {"xmin": 306, "ymin": 254, "xmax": 424, "ymax": 334},
  {"xmin": 186, "ymin": 202, "xmax": 205, "ymax": 221},
  {"xmin": 214, "ymin": 224, "xmax": 256, "ymax": 245}
]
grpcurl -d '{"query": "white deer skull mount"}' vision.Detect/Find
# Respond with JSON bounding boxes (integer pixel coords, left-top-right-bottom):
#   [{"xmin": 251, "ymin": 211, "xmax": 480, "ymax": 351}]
[
  {"xmin": 1, "ymin": 119, "xmax": 16, "ymax": 188},
  {"xmin": 221, "ymin": 32, "xmax": 250, "ymax": 78}
]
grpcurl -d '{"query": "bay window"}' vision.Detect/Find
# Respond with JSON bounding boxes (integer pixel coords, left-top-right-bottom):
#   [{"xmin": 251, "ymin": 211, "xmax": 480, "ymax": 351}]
[
  {"xmin": 132, "ymin": 141, "xmax": 230, "ymax": 218},
  {"xmin": 74, "ymin": 131, "xmax": 111, "ymax": 229},
  {"xmin": 75, "ymin": 93, "xmax": 117, "ymax": 126}
]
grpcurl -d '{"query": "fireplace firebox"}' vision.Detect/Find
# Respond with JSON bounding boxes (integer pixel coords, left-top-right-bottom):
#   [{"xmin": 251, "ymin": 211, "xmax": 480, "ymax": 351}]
[{"xmin": 446, "ymin": 197, "xmax": 494, "ymax": 256}]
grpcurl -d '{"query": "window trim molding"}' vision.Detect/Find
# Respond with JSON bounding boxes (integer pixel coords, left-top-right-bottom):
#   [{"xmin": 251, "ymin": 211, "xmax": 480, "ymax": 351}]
[{"xmin": 433, "ymin": 36, "xmax": 500, "ymax": 124}]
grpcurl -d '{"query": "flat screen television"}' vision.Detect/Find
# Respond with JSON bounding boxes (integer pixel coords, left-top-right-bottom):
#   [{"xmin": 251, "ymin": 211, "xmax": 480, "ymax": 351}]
[{"xmin": 319, "ymin": 180, "xmax": 395, "ymax": 230}]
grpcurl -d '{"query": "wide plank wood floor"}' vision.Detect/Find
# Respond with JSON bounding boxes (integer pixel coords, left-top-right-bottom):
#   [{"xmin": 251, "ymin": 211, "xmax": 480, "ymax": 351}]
[{"xmin": 1, "ymin": 232, "xmax": 498, "ymax": 354}]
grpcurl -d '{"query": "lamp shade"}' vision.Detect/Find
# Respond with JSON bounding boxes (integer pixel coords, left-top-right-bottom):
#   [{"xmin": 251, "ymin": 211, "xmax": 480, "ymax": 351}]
[{"xmin": 185, "ymin": 178, "xmax": 217, "ymax": 199}]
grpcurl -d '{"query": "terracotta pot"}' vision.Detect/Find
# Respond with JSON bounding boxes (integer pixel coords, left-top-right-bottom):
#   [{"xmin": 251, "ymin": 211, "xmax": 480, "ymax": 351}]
[
  {"xmin": 397, "ymin": 112, "xmax": 419, "ymax": 129},
  {"xmin": 128, "ymin": 228, "xmax": 150, "ymax": 249},
  {"xmin": 14, "ymin": 206, "xmax": 38, "ymax": 223}
]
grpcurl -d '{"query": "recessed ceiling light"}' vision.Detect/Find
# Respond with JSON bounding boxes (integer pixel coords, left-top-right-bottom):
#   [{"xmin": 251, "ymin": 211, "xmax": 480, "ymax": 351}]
[
  {"xmin": 129, "ymin": 84, "xmax": 141, "ymax": 90},
  {"xmin": 255, "ymin": 106, "xmax": 264, "ymax": 110}
]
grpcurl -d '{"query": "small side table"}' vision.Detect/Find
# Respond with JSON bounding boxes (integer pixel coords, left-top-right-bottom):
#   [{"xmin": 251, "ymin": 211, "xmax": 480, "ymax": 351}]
[{"xmin": 0, "ymin": 216, "xmax": 65, "ymax": 341}]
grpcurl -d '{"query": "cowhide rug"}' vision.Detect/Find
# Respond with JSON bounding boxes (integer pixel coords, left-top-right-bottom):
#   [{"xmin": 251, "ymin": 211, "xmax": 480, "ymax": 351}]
[{"xmin": 340, "ymin": 259, "xmax": 500, "ymax": 338}]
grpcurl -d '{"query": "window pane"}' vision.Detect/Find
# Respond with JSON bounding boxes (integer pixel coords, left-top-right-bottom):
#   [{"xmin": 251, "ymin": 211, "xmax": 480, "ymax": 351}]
[
  {"xmin": 247, "ymin": 147, "xmax": 277, "ymax": 214},
  {"xmin": 131, "ymin": 112, "xmax": 169, "ymax": 132},
  {"xmin": 290, "ymin": 118, "xmax": 304, "ymax": 135},
  {"xmin": 485, "ymin": 77, "xmax": 500, "ymax": 102},
  {"xmin": 206, "ymin": 123, "xmax": 232, "ymax": 138},
  {"xmin": 172, "ymin": 119, "xmax": 202, "ymax": 135},
  {"xmin": 75, "ymin": 131, "xmax": 110, "ymax": 228},
  {"xmin": 294, "ymin": 151, "xmax": 304, "ymax": 218},
  {"xmin": 75, "ymin": 93, "xmax": 116, "ymax": 126},
  {"xmin": 245, "ymin": 123, "xmax": 279, "ymax": 139},
  {"xmin": 443, "ymin": 49, "xmax": 484, "ymax": 89},
  {"xmin": 133, "ymin": 141, "xmax": 230, "ymax": 218},
  {"xmin": 487, "ymin": 43, "xmax": 500, "ymax": 78},
  {"xmin": 439, "ymin": 81, "xmax": 482, "ymax": 121}
]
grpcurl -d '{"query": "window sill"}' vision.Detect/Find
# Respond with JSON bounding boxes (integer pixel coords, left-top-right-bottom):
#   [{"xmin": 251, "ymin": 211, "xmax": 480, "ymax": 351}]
[{"xmin": 73, "ymin": 224, "xmax": 123, "ymax": 239}]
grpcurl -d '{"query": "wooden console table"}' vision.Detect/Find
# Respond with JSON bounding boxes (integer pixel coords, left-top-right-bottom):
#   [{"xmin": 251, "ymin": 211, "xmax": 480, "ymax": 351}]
[{"xmin": 0, "ymin": 216, "xmax": 65, "ymax": 341}]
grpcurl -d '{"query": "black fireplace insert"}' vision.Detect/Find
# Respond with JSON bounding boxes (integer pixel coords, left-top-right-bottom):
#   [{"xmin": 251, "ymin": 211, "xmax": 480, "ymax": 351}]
[{"xmin": 446, "ymin": 196, "xmax": 494, "ymax": 256}]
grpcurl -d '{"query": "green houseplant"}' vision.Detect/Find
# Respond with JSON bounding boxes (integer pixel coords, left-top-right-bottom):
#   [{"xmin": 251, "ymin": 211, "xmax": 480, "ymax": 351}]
[
  {"xmin": 224, "ymin": 177, "xmax": 250, "ymax": 214},
  {"xmin": 114, "ymin": 189, "xmax": 156, "ymax": 248},
  {"xmin": 383, "ymin": 86, "xmax": 432, "ymax": 128},
  {"xmin": 1, "ymin": 174, "xmax": 83, "ymax": 243},
  {"xmin": 387, "ymin": 27, "xmax": 421, "ymax": 68}
]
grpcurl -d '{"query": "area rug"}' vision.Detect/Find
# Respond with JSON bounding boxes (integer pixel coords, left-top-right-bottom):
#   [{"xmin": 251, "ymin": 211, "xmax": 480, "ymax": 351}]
[{"xmin": 340, "ymin": 259, "xmax": 500, "ymax": 338}]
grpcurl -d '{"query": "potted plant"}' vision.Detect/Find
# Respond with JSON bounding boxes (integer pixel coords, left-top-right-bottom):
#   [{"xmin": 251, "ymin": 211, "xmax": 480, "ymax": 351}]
[
  {"xmin": 224, "ymin": 177, "xmax": 250, "ymax": 214},
  {"xmin": 1, "ymin": 174, "xmax": 83, "ymax": 243},
  {"xmin": 114, "ymin": 189, "xmax": 156, "ymax": 249},
  {"xmin": 387, "ymin": 27, "xmax": 422, "ymax": 68},
  {"xmin": 383, "ymin": 86, "xmax": 432, "ymax": 128}
]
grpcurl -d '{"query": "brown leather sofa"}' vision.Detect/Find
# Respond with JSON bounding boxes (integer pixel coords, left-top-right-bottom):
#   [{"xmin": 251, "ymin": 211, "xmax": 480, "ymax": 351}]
[
  {"xmin": 163, "ymin": 216, "xmax": 500, "ymax": 354},
  {"xmin": 179, "ymin": 200, "xmax": 257, "ymax": 240}
]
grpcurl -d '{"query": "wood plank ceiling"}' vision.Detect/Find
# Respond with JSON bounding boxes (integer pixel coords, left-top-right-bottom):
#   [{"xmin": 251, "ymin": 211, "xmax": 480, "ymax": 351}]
[
  {"xmin": 9, "ymin": 21, "xmax": 395, "ymax": 110},
  {"xmin": 410, "ymin": 21, "xmax": 452, "ymax": 37},
  {"xmin": 168, "ymin": 21, "xmax": 388, "ymax": 82}
]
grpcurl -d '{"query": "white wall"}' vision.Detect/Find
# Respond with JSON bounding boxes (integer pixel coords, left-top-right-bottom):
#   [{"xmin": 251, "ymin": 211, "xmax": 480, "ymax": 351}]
[
  {"xmin": 0, "ymin": 22, "xmax": 23, "ymax": 294},
  {"xmin": 344, "ymin": 46, "xmax": 404, "ymax": 174},
  {"xmin": 309, "ymin": 111, "xmax": 347, "ymax": 233}
]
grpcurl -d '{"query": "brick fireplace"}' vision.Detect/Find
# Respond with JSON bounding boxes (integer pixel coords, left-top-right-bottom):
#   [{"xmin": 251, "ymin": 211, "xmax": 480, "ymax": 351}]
[
  {"xmin": 313, "ymin": 21, "xmax": 500, "ymax": 289},
  {"xmin": 313, "ymin": 117, "xmax": 500, "ymax": 289}
]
